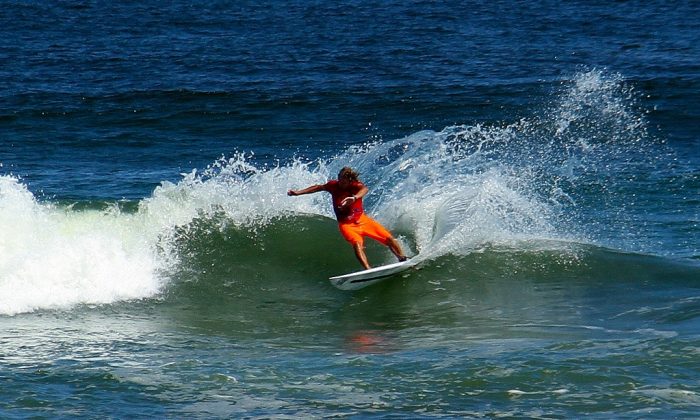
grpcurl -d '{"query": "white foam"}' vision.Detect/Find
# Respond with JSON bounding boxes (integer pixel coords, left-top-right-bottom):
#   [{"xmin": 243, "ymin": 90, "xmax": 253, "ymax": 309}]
[
  {"xmin": 631, "ymin": 388, "xmax": 700, "ymax": 405},
  {"xmin": 0, "ymin": 176, "xmax": 162, "ymax": 315}
]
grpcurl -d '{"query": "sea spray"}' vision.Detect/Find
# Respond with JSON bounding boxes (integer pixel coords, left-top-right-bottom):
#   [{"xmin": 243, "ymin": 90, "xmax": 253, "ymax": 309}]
[{"xmin": 141, "ymin": 154, "xmax": 335, "ymax": 230}]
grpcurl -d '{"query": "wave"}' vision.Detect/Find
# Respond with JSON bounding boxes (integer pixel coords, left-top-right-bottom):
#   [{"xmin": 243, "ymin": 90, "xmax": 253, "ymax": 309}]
[
  {"xmin": 1, "ymin": 69, "xmax": 692, "ymax": 315},
  {"xmin": 167, "ymin": 214, "xmax": 699, "ymax": 280},
  {"xmin": 164, "ymin": 217, "xmax": 699, "ymax": 314}
]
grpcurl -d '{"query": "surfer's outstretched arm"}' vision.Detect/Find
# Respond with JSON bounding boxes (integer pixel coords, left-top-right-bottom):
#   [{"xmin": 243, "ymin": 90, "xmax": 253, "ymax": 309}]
[{"xmin": 288, "ymin": 184, "xmax": 325, "ymax": 196}]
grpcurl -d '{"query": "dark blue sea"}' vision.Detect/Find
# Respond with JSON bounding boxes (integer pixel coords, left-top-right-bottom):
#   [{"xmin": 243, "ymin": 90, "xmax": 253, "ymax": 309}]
[{"xmin": 1, "ymin": 1, "xmax": 699, "ymax": 418}]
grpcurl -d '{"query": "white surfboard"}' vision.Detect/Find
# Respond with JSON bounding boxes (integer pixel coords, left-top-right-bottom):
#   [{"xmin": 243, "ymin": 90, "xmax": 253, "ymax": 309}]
[{"xmin": 329, "ymin": 259, "xmax": 417, "ymax": 290}]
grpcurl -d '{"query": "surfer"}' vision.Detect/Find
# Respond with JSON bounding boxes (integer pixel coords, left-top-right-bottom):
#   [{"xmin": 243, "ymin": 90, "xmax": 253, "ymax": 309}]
[{"xmin": 288, "ymin": 167, "xmax": 408, "ymax": 269}]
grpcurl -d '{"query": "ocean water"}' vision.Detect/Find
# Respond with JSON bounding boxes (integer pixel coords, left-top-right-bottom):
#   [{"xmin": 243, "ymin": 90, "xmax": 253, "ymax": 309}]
[{"xmin": 1, "ymin": 1, "xmax": 699, "ymax": 418}]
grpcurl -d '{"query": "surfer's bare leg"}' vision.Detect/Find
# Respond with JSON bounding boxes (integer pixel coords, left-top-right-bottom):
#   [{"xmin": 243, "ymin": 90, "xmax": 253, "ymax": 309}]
[
  {"xmin": 387, "ymin": 237, "xmax": 408, "ymax": 262},
  {"xmin": 353, "ymin": 243, "xmax": 371, "ymax": 270}
]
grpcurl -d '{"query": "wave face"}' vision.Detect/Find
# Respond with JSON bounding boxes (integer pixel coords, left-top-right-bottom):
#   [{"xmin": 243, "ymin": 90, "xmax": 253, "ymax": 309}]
[{"xmin": 0, "ymin": 70, "xmax": 695, "ymax": 315}]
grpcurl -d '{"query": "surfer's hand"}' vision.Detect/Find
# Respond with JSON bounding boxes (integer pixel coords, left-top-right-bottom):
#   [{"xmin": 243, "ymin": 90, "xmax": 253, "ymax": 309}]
[
  {"xmin": 287, "ymin": 190, "xmax": 298, "ymax": 196},
  {"xmin": 340, "ymin": 196, "xmax": 356, "ymax": 207}
]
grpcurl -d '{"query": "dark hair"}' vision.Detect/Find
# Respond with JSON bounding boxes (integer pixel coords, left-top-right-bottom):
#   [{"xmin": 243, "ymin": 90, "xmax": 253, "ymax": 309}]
[{"xmin": 338, "ymin": 167, "xmax": 359, "ymax": 182}]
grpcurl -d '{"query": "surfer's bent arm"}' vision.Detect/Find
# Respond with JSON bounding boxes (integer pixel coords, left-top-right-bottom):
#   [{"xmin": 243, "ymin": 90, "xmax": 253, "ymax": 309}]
[
  {"xmin": 287, "ymin": 184, "xmax": 325, "ymax": 196},
  {"xmin": 340, "ymin": 185, "xmax": 368, "ymax": 206}
]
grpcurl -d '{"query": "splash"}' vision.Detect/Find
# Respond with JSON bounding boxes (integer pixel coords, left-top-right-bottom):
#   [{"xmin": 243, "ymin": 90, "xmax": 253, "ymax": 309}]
[{"xmin": 325, "ymin": 69, "xmax": 654, "ymax": 257}]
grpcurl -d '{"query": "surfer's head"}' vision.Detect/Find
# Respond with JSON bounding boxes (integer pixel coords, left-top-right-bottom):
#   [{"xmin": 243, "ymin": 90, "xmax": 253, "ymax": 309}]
[{"xmin": 338, "ymin": 167, "xmax": 359, "ymax": 183}]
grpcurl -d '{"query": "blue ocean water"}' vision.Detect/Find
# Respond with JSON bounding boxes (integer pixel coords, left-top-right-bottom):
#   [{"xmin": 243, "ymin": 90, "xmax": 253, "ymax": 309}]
[{"xmin": 1, "ymin": 1, "xmax": 698, "ymax": 418}]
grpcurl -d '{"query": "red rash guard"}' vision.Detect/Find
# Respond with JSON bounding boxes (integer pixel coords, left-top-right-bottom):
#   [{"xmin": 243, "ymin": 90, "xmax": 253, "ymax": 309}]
[{"xmin": 322, "ymin": 180, "xmax": 364, "ymax": 223}]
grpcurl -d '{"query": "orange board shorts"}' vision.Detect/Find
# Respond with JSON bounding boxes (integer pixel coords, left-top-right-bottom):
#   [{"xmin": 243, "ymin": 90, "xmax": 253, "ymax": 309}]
[{"xmin": 338, "ymin": 213, "xmax": 393, "ymax": 246}]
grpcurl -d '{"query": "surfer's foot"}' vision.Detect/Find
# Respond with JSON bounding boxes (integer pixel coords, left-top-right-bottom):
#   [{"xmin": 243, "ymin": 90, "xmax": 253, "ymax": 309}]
[{"xmin": 398, "ymin": 256, "xmax": 408, "ymax": 262}]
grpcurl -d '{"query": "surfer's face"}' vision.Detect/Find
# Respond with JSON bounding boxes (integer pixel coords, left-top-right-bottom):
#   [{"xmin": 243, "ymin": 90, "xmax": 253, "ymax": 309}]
[
  {"xmin": 338, "ymin": 176, "xmax": 352, "ymax": 188},
  {"xmin": 337, "ymin": 167, "xmax": 358, "ymax": 188}
]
